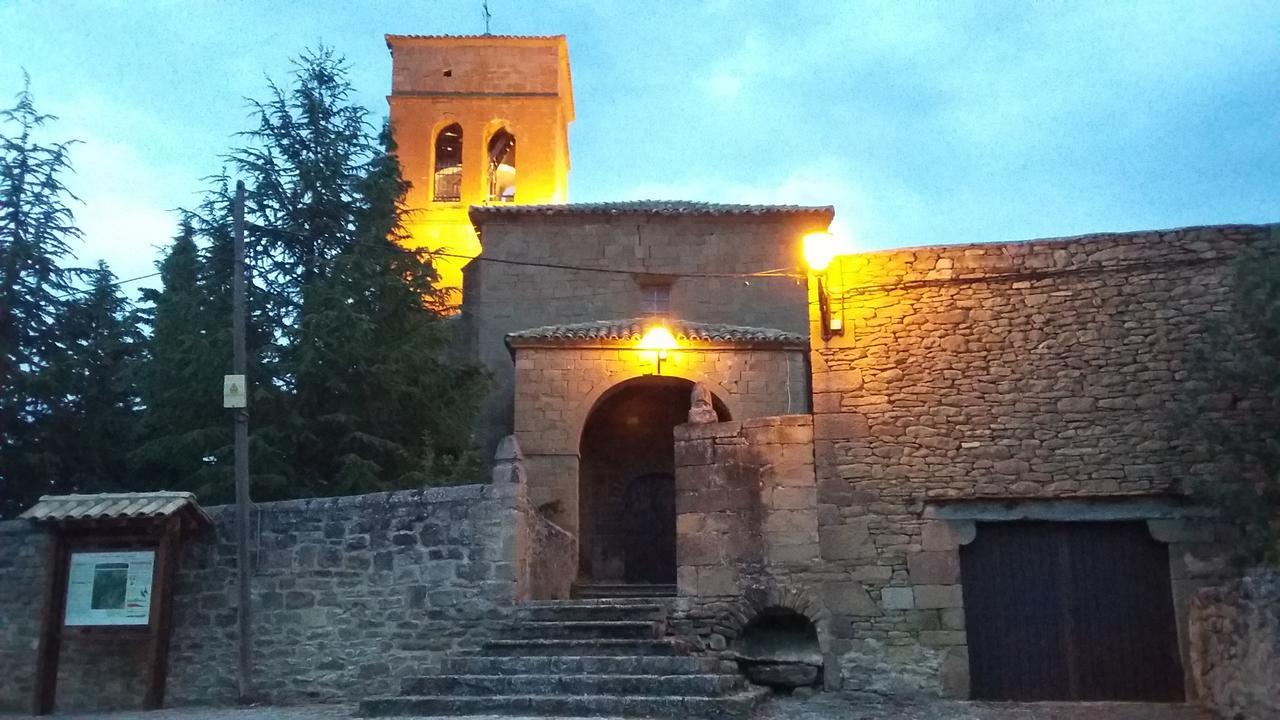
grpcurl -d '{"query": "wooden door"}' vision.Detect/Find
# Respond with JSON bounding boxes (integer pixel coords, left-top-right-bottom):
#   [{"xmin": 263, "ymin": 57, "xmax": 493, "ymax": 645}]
[
  {"xmin": 622, "ymin": 473, "xmax": 676, "ymax": 583},
  {"xmin": 960, "ymin": 521, "xmax": 1184, "ymax": 701}
]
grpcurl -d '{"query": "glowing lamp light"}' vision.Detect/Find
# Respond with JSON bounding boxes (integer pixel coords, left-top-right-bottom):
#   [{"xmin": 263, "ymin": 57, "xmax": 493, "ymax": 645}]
[
  {"xmin": 638, "ymin": 325, "xmax": 677, "ymax": 359},
  {"xmin": 803, "ymin": 231, "xmax": 848, "ymax": 342},
  {"xmin": 803, "ymin": 231, "xmax": 840, "ymax": 273},
  {"xmin": 638, "ymin": 325, "xmax": 677, "ymax": 375}
]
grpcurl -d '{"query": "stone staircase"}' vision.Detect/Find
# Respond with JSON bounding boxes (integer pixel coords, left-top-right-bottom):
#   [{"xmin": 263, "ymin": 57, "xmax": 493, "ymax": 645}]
[
  {"xmin": 572, "ymin": 581, "xmax": 678, "ymax": 600},
  {"xmin": 360, "ymin": 587, "xmax": 765, "ymax": 718}
]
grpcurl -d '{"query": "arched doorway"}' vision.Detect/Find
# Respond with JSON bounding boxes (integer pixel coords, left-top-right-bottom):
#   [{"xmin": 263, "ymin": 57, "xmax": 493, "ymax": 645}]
[{"xmin": 577, "ymin": 376, "xmax": 728, "ymax": 584}]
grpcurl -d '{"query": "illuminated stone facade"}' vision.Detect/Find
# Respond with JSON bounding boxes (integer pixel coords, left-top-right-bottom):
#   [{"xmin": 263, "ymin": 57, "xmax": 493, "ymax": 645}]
[
  {"xmin": 461, "ymin": 203, "xmax": 831, "ymax": 455},
  {"xmin": 386, "ymin": 35, "xmax": 573, "ymax": 299},
  {"xmin": 669, "ymin": 223, "xmax": 1274, "ymax": 698},
  {"xmin": 508, "ymin": 335, "xmax": 809, "ymax": 536},
  {"xmin": 461, "ymin": 203, "xmax": 831, "ymax": 585}
]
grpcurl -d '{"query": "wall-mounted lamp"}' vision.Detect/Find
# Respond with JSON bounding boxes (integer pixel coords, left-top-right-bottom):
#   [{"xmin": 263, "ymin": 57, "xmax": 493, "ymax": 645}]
[
  {"xmin": 638, "ymin": 325, "xmax": 677, "ymax": 375},
  {"xmin": 804, "ymin": 232, "xmax": 844, "ymax": 341}
]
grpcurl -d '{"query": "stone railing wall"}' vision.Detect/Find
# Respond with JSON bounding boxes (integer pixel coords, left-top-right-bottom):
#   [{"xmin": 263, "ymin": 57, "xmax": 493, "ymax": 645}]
[
  {"xmin": 1190, "ymin": 571, "xmax": 1280, "ymax": 719},
  {"xmin": 517, "ymin": 501, "xmax": 576, "ymax": 601},
  {"xmin": 0, "ymin": 483, "xmax": 523, "ymax": 713},
  {"xmin": 496, "ymin": 435, "xmax": 576, "ymax": 602},
  {"xmin": 671, "ymin": 415, "xmax": 843, "ymax": 685}
]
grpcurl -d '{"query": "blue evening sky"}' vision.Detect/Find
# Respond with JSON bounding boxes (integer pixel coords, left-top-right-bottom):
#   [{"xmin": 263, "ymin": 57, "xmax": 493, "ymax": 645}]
[{"xmin": 1, "ymin": 0, "xmax": 1277, "ymax": 292}]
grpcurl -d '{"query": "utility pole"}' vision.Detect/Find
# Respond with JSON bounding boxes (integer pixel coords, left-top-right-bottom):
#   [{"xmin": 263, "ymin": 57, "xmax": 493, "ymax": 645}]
[{"xmin": 231, "ymin": 180, "xmax": 253, "ymax": 703}]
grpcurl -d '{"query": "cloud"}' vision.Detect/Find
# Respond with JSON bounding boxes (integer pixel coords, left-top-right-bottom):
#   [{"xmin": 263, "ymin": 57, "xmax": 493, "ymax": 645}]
[
  {"xmin": 45, "ymin": 94, "xmax": 199, "ymax": 293},
  {"xmin": 707, "ymin": 72, "xmax": 742, "ymax": 100}
]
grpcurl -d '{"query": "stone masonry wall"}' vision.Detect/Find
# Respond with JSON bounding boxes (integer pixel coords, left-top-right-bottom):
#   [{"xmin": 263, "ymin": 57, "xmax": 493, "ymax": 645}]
[
  {"xmin": 463, "ymin": 211, "xmax": 828, "ymax": 455},
  {"xmin": 0, "ymin": 484, "xmax": 522, "ymax": 713},
  {"xmin": 167, "ymin": 485, "xmax": 517, "ymax": 707},
  {"xmin": 1189, "ymin": 571, "xmax": 1280, "ymax": 720},
  {"xmin": 805, "ymin": 223, "xmax": 1273, "ymax": 696},
  {"xmin": 0, "ymin": 520, "xmax": 52, "ymax": 711},
  {"xmin": 671, "ymin": 415, "xmax": 846, "ymax": 687}
]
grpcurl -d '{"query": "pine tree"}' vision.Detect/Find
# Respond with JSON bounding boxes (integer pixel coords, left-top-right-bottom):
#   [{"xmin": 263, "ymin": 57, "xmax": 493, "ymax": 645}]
[
  {"xmin": 0, "ymin": 76, "xmax": 85, "ymax": 516},
  {"xmin": 232, "ymin": 45, "xmax": 376, "ymax": 343},
  {"xmin": 152, "ymin": 48, "xmax": 487, "ymax": 502},
  {"xmin": 132, "ymin": 221, "xmax": 233, "ymax": 499},
  {"xmin": 28, "ymin": 262, "xmax": 142, "ymax": 499},
  {"xmin": 291, "ymin": 125, "xmax": 485, "ymax": 495}
]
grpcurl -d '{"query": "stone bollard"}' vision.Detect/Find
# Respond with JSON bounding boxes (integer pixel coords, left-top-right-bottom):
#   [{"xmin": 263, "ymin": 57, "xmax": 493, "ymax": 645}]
[
  {"xmin": 491, "ymin": 435, "xmax": 527, "ymax": 485},
  {"xmin": 689, "ymin": 382, "xmax": 718, "ymax": 424}
]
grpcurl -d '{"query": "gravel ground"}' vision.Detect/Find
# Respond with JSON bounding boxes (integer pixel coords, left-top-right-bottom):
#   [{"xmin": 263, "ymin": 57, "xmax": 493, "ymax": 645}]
[{"xmin": 0, "ymin": 694, "xmax": 1219, "ymax": 720}]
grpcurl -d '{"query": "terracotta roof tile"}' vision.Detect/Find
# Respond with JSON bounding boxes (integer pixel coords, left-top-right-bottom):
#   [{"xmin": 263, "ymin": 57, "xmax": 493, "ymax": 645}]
[
  {"xmin": 19, "ymin": 492, "xmax": 212, "ymax": 526},
  {"xmin": 470, "ymin": 200, "xmax": 835, "ymax": 221},
  {"xmin": 506, "ymin": 318, "xmax": 806, "ymax": 350},
  {"xmin": 386, "ymin": 34, "xmax": 565, "ymax": 45}
]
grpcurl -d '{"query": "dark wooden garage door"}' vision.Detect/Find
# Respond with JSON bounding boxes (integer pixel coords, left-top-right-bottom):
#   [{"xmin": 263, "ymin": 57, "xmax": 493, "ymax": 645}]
[{"xmin": 960, "ymin": 521, "xmax": 1184, "ymax": 701}]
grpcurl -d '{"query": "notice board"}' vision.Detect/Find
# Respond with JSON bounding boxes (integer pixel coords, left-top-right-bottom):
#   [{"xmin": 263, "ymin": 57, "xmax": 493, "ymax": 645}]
[{"xmin": 64, "ymin": 550, "xmax": 155, "ymax": 627}]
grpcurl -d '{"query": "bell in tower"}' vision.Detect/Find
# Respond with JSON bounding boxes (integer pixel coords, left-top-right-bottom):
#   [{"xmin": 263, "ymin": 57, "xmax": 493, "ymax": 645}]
[{"xmin": 385, "ymin": 34, "xmax": 575, "ymax": 304}]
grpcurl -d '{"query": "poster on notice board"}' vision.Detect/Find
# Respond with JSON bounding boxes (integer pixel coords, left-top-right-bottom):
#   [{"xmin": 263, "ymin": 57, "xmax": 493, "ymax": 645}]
[{"xmin": 64, "ymin": 550, "xmax": 155, "ymax": 626}]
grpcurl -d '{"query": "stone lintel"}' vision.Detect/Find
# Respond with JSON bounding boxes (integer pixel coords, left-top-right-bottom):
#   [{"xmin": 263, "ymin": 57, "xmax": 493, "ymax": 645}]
[{"xmin": 924, "ymin": 496, "xmax": 1217, "ymax": 523}]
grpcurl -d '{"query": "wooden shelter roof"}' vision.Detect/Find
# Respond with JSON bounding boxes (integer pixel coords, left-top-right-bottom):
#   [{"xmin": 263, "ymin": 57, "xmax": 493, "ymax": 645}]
[{"xmin": 19, "ymin": 492, "xmax": 213, "ymax": 528}]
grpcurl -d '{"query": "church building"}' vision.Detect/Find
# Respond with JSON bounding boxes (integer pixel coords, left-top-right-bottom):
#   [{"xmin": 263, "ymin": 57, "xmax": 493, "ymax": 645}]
[
  {"xmin": 0, "ymin": 29, "xmax": 1270, "ymax": 720},
  {"xmin": 387, "ymin": 33, "xmax": 833, "ymax": 584},
  {"xmin": 381, "ymin": 32, "xmax": 1269, "ymax": 705}
]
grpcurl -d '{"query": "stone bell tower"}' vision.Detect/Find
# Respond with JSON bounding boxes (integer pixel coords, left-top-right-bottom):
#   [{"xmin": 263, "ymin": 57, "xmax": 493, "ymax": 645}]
[{"xmin": 386, "ymin": 34, "xmax": 574, "ymax": 302}]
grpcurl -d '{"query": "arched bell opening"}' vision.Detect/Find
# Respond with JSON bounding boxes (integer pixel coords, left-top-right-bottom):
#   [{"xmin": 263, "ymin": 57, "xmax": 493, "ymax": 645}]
[
  {"xmin": 734, "ymin": 607, "xmax": 824, "ymax": 692},
  {"xmin": 577, "ymin": 376, "xmax": 728, "ymax": 584},
  {"xmin": 432, "ymin": 122, "xmax": 463, "ymax": 202},
  {"xmin": 487, "ymin": 126, "xmax": 516, "ymax": 202}
]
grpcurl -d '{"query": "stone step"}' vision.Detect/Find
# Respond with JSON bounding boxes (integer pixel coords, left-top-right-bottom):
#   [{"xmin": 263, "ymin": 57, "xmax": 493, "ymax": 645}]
[
  {"xmin": 359, "ymin": 689, "xmax": 769, "ymax": 719},
  {"xmin": 480, "ymin": 638, "xmax": 685, "ymax": 656},
  {"xmin": 573, "ymin": 583, "xmax": 677, "ymax": 600},
  {"xmin": 401, "ymin": 673, "xmax": 744, "ymax": 697},
  {"xmin": 522, "ymin": 596, "xmax": 673, "ymax": 607},
  {"xmin": 515, "ymin": 602, "xmax": 665, "ymax": 622},
  {"xmin": 506, "ymin": 620, "xmax": 661, "ymax": 640},
  {"xmin": 443, "ymin": 654, "xmax": 729, "ymax": 676}
]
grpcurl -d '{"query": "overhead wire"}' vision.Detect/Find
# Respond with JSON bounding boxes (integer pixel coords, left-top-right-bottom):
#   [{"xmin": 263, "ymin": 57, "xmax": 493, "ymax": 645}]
[
  {"xmin": 53, "ymin": 270, "xmax": 163, "ymax": 299},
  {"xmin": 244, "ymin": 221, "xmax": 806, "ymax": 280},
  {"xmin": 47, "ymin": 224, "xmax": 1238, "ymax": 302}
]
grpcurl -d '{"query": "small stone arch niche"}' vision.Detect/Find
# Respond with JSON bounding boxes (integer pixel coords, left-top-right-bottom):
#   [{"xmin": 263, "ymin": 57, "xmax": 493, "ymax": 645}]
[{"xmin": 733, "ymin": 606, "xmax": 823, "ymax": 691}]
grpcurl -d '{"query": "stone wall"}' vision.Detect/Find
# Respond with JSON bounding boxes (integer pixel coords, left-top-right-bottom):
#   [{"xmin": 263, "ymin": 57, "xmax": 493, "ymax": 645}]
[
  {"xmin": 500, "ymin": 436, "xmax": 577, "ymax": 602},
  {"xmin": 803, "ymin": 223, "xmax": 1271, "ymax": 696},
  {"xmin": 1190, "ymin": 571, "xmax": 1280, "ymax": 719},
  {"xmin": 0, "ymin": 484, "xmax": 525, "ymax": 713},
  {"xmin": 0, "ymin": 521, "xmax": 52, "ymax": 711},
  {"xmin": 664, "ymin": 224, "xmax": 1272, "ymax": 697},
  {"xmin": 516, "ymin": 498, "xmax": 576, "ymax": 602},
  {"xmin": 462, "ymin": 209, "xmax": 830, "ymax": 454},
  {"xmin": 167, "ymin": 485, "xmax": 519, "ymax": 708},
  {"xmin": 670, "ymin": 415, "xmax": 843, "ymax": 686}
]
